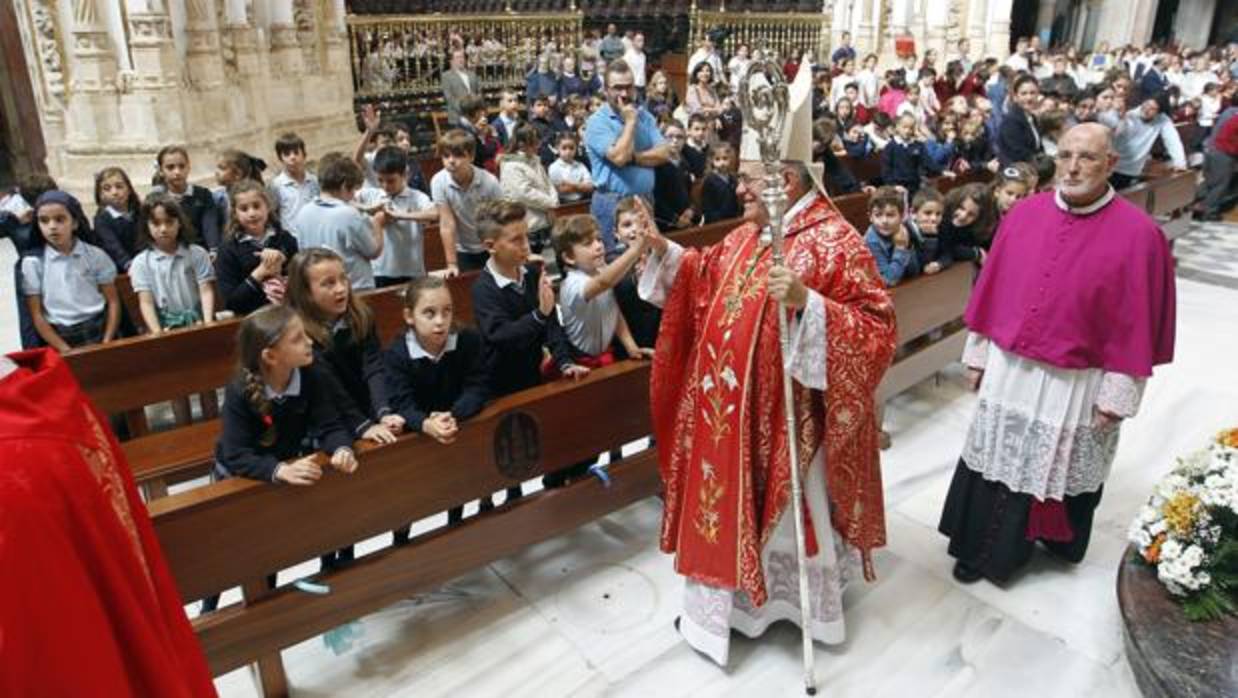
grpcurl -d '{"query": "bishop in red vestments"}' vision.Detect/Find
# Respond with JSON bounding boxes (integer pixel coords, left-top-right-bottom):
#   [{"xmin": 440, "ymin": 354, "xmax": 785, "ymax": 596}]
[
  {"xmin": 641, "ymin": 160, "xmax": 897, "ymax": 665},
  {"xmin": 0, "ymin": 349, "xmax": 216, "ymax": 697}
]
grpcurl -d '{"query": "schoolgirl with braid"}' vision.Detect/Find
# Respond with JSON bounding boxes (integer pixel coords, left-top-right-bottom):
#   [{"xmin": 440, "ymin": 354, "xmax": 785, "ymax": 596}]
[
  {"xmin": 202, "ymin": 306, "xmax": 358, "ymax": 611},
  {"xmin": 213, "ymin": 304, "xmax": 357, "ymax": 486}
]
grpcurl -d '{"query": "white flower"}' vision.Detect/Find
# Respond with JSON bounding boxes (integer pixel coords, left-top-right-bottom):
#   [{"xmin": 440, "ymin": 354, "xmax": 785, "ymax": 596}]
[
  {"xmin": 1157, "ymin": 473, "xmax": 1190, "ymax": 498},
  {"xmin": 702, "ymin": 375, "xmax": 715, "ymax": 393},
  {"xmin": 1156, "ymin": 540, "xmax": 1210, "ymax": 596},
  {"xmin": 1128, "ymin": 525, "xmax": 1152, "ymax": 550},
  {"xmin": 720, "ymin": 366, "xmax": 739, "ymax": 391}
]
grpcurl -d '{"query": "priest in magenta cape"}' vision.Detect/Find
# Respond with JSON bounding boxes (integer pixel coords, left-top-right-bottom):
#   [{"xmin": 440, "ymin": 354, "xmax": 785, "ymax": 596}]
[
  {"xmin": 0, "ymin": 349, "xmax": 217, "ymax": 697},
  {"xmin": 639, "ymin": 58, "xmax": 897, "ymax": 665},
  {"xmin": 939, "ymin": 123, "xmax": 1177, "ymax": 585}
]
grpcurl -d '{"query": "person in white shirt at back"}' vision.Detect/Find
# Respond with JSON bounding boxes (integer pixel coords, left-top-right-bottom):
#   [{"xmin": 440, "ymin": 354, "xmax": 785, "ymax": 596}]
[
  {"xmin": 548, "ymin": 133, "xmax": 595, "ymax": 203},
  {"xmin": 625, "ymin": 32, "xmax": 648, "ymax": 99},
  {"xmin": 1005, "ymin": 38, "xmax": 1030, "ymax": 72},
  {"xmin": 728, "ymin": 44, "xmax": 752, "ymax": 96}
]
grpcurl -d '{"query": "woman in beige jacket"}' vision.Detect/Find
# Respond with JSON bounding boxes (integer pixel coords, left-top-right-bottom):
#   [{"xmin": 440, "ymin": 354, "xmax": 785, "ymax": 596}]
[{"xmin": 499, "ymin": 123, "xmax": 560, "ymax": 252}]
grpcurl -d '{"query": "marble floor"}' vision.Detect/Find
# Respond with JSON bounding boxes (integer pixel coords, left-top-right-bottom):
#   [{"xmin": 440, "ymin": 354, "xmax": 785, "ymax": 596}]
[{"xmin": 3, "ymin": 226, "xmax": 1235, "ymax": 697}]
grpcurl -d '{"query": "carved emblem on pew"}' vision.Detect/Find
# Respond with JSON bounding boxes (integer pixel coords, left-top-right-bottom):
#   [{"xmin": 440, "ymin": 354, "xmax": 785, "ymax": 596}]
[{"xmin": 494, "ymin": 412, "xmax": 541, "ymax": 479}]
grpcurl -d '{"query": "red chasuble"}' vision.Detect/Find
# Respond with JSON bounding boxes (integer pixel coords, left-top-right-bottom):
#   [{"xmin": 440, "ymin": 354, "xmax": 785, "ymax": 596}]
[
  {"xmin": 650, "ymin": 195, "xmax": 897, "ymax": 606},
  {"xmin": 0, "ymin": 349, "xmax": 216, "ymax": 698}
]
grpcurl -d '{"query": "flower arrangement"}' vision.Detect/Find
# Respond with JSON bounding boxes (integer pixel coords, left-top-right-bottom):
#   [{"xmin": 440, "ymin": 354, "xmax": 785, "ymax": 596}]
[{"xmin": 1128, "ymin": 428, "xmax": 1238, "ymax": 621}]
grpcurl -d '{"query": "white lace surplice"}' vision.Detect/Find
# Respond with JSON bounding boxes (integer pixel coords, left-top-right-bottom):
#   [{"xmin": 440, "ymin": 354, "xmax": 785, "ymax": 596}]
[
  {"xmin": 961, "ymin": 332, "xmax": 1146, "ymax": 501},
  {"xmin": 642, "ymin": 240, "xmax": 851, "ymax": 666}
]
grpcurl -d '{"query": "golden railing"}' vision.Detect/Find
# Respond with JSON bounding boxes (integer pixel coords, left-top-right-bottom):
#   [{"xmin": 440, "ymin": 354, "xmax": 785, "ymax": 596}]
[
  {"xmin": 688, "ymin": 9, "xmax": 831, "ymax": 66},
  {"xmin": 345, "ymin": 12, "xmax": 584, "ymax": 100}
]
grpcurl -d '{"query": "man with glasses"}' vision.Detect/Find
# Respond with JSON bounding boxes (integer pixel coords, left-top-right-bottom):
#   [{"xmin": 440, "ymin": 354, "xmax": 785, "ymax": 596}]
[
  {"xmin": 940, "ymin": 123, "xmax": 1177, "ymax": 586},
  {"xmin": 583, "ymin": 59, "xmax": 670, "ymax": 249}
]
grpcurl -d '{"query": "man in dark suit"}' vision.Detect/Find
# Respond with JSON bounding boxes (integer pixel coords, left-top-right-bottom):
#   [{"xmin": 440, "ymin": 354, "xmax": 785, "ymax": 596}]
[
  {"xmin": 1137, "ymin": 58, "xmax": 1169, "ymax": 102},
  {"xmin": 441, "ymin": 48, "xmax": 480, "ymax": 125},
  {"xmin": 490, "ymin": 88, "xmax": 521, "ymax": 148}
]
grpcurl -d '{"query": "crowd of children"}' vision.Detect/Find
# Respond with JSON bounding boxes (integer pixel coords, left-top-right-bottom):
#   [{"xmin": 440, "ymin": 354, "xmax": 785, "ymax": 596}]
[{"xmin": 2, "ymin": 31, "xmax": 1232, "ymax": 603}]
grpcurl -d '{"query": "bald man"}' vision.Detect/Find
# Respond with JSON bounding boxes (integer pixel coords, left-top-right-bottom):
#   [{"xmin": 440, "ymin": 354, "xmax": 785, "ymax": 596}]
[{"xmin": 939, "ymin": 124, "xmax": 1177, "ymax": 586}]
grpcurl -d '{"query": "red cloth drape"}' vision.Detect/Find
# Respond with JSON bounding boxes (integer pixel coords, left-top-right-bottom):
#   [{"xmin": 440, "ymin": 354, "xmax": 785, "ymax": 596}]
[{"xmin": 0, "ymin": 349, "xmax": 216, "ymax": 697}]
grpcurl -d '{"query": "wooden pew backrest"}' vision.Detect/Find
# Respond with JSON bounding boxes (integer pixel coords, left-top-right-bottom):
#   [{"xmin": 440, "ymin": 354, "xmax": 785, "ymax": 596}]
[
  {"xmin": 833, "ymin": 191, "xmax": 871, "ymax": 234},
  {"xmin": 65, "ymin": 274, "xmax": 480, "ymax": 415},
  {"xmin": 888, "ymin": 263, "xmax": 972, "ymax": 344},
  {"xmin": 150, "ymin": 360, "xmax": 652, "ymax": 604}
]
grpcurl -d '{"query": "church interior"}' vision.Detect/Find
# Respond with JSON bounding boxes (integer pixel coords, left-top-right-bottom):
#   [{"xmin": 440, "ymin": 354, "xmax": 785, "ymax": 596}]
[{"xmin": 1, "ymin": 1, "xmax": 1236, "ymax": 696}]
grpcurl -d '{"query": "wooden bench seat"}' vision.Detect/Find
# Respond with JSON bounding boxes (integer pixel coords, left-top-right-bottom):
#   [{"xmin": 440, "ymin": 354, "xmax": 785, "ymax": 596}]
[
  {"xmin": 150, "ymin": 359, "xmax": 659, "ymax": 687},
  {"xmin": 1144, "ymin": 169, "xmax": 1197, "ymax": 243},
  {"xmin": 76, "ymin": 216, "xmax": 739, "ymax": 498},
  {"xmin": 134, "ymin": 211, "xmax": 985, "ymax": 694},
  {"xmin": 75, "ymin": 274, "xmax": 482, "ymax": 498},
  {"xmin": 877, "ymin": 263, "xmax": 973, "ymax": 402}
]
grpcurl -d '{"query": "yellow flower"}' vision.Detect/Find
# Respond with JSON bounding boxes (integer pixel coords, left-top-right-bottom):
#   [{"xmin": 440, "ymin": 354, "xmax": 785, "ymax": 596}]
[
  {"xmin": 1217, "ymin": 427, "xmax": 1238, "ymax": 449},
  {"xmin": 1162, "ymin": 491, "xmax": 1200, "ymax": 538}
]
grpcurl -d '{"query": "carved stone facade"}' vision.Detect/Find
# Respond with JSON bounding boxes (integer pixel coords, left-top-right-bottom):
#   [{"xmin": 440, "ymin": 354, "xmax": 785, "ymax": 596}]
[
  {"xmin": 11, "ymin": 0, "xmax": 356, "ymax": 208},
  {"xmin": 829, "ymin": 0, "xmax": 1205, "ymax": 64},
  {"xmin": 830, "ymin": 0, "xmax": 1014, "ymax": 64}
]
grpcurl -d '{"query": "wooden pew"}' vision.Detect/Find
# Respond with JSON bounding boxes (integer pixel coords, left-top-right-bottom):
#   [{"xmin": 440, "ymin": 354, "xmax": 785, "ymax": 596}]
[
  {"xmin": 81, "ymin": 210, "xmax": 978, "ymax": 694},
  {"xmin": 73, "ymin": 210, "xmax": 714, "ymax": 498},
  {"xmin": 151, "ymin": 360, "xmax": 660, "ymax": 695},
  {"xmin": 840, "ymin": 154, "xmax": 882, "ymax": 185},
  {"xmin": 876, "ymin": 263, "xmax": 972, "ymax": 402},
  {"xmin": 76, "ymin": 182, "xmax": 988, "ymax": 502},
  {"xmin": 1120, "ymin": 180, "xmax": 1153, "ymax": 212},
  {"xmin": 833, "ymin": 191, "xmax": 871, "ymax": 233},
  {"xmin": 139, "ymin": 222, "xmax": 977, "ymax": 694},
  {"xmin": 63, "ymin": 274, "xmax": 481, "ymax": 498},
  {"xmin": 1144, "ymin": 169, "xmax": 1197, "ymax": 244},
  {"xmin": 114, "ymin": 274, "xmax": 148, "ymax": 335}
]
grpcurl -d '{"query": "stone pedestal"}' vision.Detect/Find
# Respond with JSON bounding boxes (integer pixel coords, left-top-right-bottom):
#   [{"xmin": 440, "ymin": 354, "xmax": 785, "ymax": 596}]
[{"xmin": 1117, "ymin": 545, "xmax": 1238, "ymax": 698}]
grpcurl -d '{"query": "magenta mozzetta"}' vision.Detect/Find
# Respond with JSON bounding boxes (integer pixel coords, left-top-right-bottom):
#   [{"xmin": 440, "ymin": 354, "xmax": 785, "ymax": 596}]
[{"xmin": 964, "ymin": 188, "xmax": 1177, "ymax": 378}]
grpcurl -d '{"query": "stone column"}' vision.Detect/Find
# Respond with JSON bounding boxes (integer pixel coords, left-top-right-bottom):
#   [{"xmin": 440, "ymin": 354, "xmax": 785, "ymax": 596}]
[
  {"xmin": 214, "ymin": 0, "xmax": 272, "ymax": 164},
  {"xmin": 265, "ymin": 0, "xmax": 310, "ymax": 136},
  {"xmin": 126, "ymin": 0, "xmax": 180, "ymax": 91},
  {"xmin": 831, "ymin": 0, "xmax": 852, "ymax": 59},
  {"xmin": 965, "ymin": 0, "xmax": 987, "ymax": 58},
  {"xmin": 924, "ymin": 0, "xmax": 950, "ymax": 62},
  {"xmin": 1172, "ymin": 0, "xmax": 1217, "ymax": 50},
  {"xmin": 985, "ymin": 0, "xmax": 1013, "ymax": 60},
  {"xmin": 184, "ymin": 0, "xmax": 226, "ymax": 89},
  {"xmin": 854, "ymin": 0, "xmax": 879, "ymax": 56},
  {"xmin": 222, "ymin": 0, "xmax": 263, "ymax": 76},
  {"xmin": 267, "ymin": 0, "xmax": 303, "ymax": 77},
  {"xmin": 68, "ymin": 0, "xmax": 119, "ymax": 93},
  {"xmin": 65, "ymin": 0, "xmax": 121, "ymax": 148},
  {"xmin": 292, "ymin": 0, "xmax": 320, "ymax": 73}
]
